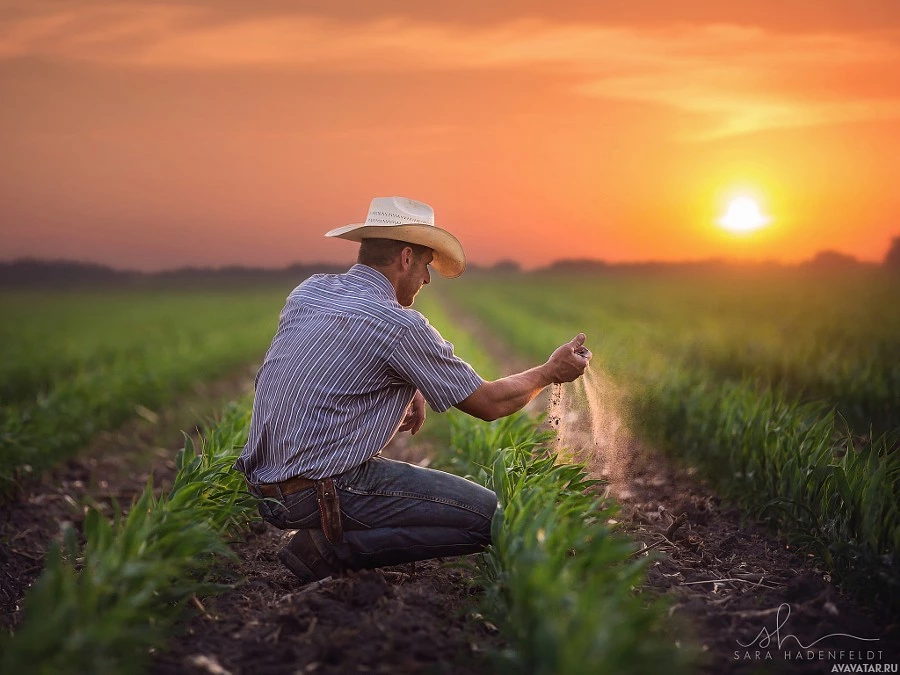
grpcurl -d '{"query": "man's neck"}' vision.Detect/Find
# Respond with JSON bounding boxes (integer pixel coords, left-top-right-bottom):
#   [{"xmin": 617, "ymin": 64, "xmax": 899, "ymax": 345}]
[{"xmin": 359, "ymin": 263, "xmax": 401, "ymax": 301}]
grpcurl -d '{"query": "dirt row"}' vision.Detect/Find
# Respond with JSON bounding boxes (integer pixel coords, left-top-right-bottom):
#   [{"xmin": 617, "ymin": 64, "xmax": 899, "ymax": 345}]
[{"xmin": 601, "ymin": 437, "xmax": 898, "ymax": 674}]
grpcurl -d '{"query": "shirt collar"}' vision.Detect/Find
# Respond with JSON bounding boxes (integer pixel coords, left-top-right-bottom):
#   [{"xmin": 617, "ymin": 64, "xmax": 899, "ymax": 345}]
[{"xmin": 346, "ymin": 264, "xmax": 398, "ymax": 302}]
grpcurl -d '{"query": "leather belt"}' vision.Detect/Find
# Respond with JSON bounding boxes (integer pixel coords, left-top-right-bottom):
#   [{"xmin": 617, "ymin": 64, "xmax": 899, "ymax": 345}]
[{"xmin": 252, "ymin": 475, "xmax": 318, "ymax": 498}]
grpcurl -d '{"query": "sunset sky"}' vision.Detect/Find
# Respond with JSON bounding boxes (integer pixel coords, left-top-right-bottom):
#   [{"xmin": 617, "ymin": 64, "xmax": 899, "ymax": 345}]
[{"xmin": 2, "ymin": 1, "xmax": 899, "ymax": 270}]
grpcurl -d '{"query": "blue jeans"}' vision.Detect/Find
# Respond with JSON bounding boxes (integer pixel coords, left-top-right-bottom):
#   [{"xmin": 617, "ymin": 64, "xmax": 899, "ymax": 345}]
[{"xmin": 256, "ymin": 456, "xmax": 498, "ymax": 570}]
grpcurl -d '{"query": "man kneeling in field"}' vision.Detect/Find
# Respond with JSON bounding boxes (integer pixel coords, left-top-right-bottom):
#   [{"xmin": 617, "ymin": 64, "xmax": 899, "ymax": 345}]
[{"xmin": 234, "ymin": 196, "xmax": 591, "ymax": 583}]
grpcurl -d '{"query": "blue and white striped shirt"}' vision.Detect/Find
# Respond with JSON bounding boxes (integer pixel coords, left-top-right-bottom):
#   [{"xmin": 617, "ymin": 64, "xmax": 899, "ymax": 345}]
[{"xmin": 234, "ymin": 264, "xmax": 484, "ymax": 483}]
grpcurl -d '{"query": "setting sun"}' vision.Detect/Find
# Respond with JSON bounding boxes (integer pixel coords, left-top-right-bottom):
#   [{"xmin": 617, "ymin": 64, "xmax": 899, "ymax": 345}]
[{"xmin": 719, "ymin": 197, "xmax": 770, "ymax": 234}]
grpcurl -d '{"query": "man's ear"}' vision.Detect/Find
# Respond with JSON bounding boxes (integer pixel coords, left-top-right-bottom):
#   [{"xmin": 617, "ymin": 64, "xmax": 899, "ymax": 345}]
[{"xmin": 400, "ymin": 246, "xmax": 414, "ymax": 270}]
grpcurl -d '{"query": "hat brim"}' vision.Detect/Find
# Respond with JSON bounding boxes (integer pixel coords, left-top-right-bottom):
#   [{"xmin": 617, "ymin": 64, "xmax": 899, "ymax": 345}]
[{"xmin": 324, "ymin": 223, "xmax": 466, "ymax": 278}]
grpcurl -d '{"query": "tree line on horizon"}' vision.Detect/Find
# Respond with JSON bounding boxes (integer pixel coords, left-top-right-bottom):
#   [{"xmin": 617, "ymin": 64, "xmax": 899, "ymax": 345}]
[{"xmin": 1, "ymin": 237, "xmax": 899, "ymax": 287}]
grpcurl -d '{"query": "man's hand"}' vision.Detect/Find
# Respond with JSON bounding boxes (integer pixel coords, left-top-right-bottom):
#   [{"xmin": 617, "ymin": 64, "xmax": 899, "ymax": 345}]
[
  {"xmin": 398, "ymin": 390, "xmax": 426, "ymax": 435},
  {"xmin": 545, "ymin": 333, "xmax": 592, "ymax": 383}
]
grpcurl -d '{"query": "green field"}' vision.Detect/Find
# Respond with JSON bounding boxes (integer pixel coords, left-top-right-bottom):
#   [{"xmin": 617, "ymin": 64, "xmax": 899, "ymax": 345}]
[
  {"xmin": 3, "ymin": 269, "xmax": 898, "ymax": 672},
  {"xmin": 0, "ymin": 287, "xmax": 289, "ymax": 495},
  {"xmin": 438, "ymin": 268, "xmax": 900, "ymax": 605}
]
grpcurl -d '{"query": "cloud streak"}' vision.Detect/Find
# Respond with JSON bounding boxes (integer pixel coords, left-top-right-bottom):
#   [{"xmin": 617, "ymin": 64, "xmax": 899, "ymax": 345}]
[{"xmin": 2, "ymin": 3, "xmax": 900, "ymax": 139}]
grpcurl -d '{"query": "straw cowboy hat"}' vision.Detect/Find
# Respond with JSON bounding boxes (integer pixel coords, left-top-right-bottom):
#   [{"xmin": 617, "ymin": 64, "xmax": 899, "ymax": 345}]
[{"xmin": 325, "ymin": 197, "xmax": 466, "ymax": 278}]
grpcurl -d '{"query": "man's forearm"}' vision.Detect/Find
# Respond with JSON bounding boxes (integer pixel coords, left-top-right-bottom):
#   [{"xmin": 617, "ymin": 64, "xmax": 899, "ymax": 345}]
[
  {"xmin": 456, "ymin": 334, "xmax": 590, "ymax": 422},
  {"xmin": 490, "ymin": 365, "xmax": 554, "ymax": 415},
  {"xmin": 474, "ymin": 364, "xmax": 555, "ymax": 420}
]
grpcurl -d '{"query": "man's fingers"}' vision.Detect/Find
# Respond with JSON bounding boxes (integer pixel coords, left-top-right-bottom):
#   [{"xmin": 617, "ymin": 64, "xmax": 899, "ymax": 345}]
[
  {"xmin": 402, "ymin": 393, "xmax": 426, "ymax": 434},
  {"xmin": 409, "ymin": 414, "xmax": 425, "ymax": 435},
  {"xmin": 570, "ymin": 334, "xmax": 590, "ymax": 361}
]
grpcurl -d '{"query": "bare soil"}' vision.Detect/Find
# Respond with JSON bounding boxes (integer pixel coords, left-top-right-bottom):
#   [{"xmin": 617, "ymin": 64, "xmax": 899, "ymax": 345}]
[
  {"xmin": 151, "ymin": 524, "xmax": 498, "ymax": 675},
  {"xmin": 605, "ymin": 438, "xmax": 899, "ymax": 673}
]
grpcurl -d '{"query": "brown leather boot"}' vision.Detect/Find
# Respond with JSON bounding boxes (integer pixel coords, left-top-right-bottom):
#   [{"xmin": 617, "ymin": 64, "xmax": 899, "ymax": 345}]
[{"xmin": 277, "ymin": 529, "xmax": 344, "ymax": 583}]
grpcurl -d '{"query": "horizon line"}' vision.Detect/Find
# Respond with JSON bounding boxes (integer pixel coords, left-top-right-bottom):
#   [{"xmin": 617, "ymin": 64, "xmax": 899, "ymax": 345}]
[{"xmin": 0, "ymin": 250, "xmax": 884, "ymax": 276}]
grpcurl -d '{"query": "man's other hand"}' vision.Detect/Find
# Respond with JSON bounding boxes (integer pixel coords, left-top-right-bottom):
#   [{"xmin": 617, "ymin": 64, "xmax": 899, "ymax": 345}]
[
  {"xmin": 398, "ymin": 390, "xmax": 426, "ymax": 435},
  {"xmin": 546, "ymin": 333, "xmax": 592, "ymax": 383}
]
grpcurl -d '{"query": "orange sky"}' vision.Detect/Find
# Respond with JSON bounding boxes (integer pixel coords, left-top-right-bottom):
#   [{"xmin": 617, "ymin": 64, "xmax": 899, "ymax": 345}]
[{"xmin": 1, "ymin": 1, "xmax": 899, "ymax": 270}]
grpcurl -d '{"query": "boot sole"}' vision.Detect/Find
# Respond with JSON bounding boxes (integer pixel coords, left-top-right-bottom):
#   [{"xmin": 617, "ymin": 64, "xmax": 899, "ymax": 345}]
[{"xmin": 277, "ymin": 546, "xmax": 323, "ymax": 584}]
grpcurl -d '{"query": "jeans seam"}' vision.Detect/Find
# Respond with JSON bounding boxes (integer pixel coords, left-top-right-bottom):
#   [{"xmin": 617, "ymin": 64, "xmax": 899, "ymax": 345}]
[
  {"xmin": 341, "ymin": 511, "xmax": 373, "ymax": 530},
  {"xmin": 338, "ymin": 486, "xmax": 493, "ymax": 521}
]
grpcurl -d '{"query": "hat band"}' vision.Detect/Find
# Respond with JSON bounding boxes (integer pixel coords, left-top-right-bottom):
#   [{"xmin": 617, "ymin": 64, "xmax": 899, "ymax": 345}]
[{"xmin": 366, "ymin": 210, "xmax": 433, "ymax": 227}]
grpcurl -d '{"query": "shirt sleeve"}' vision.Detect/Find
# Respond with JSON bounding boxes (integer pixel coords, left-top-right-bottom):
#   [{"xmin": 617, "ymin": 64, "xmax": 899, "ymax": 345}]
[{"xmin": 388, "ymin": 317, "xmax": 485, "ymax": 413}]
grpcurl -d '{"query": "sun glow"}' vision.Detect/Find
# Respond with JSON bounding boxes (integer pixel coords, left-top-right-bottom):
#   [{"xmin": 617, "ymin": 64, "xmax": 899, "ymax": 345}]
[{"xmin": 719, "ymin": 196, "xmax": 770, "ymax": 234}]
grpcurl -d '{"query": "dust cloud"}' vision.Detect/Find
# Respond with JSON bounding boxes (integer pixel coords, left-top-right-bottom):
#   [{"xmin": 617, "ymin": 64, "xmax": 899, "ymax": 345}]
[{"xmin": 547, "ymin": 367, "xmax": 636, "ymax": 492}]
